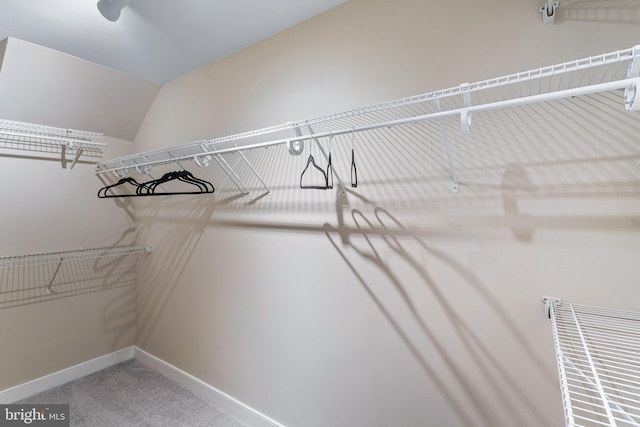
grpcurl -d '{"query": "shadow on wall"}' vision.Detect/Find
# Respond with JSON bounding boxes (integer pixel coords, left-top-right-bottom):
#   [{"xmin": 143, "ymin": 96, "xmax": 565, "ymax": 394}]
[
  {"xmin": 124, "ymin": 86, "xmax": 640, "ymax": 426},
  {"xmin": 135, "ymin": 195, "xmax": 217, "ymax": 347},
  {"xmin": 324, "ymin": 196, "xmax": 553, "ymax": 427}
]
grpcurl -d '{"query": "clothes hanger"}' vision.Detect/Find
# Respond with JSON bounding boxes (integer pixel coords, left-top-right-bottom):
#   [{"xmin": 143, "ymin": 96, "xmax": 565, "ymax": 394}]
[
  {"xmin": 98, "ymin": 177, "xmax": 150, "ymax": 198},
  {"xmin": 350, "ymin": 131, "xmax": 358, "ymax": 188},
  {"xmin": 300, "ymin": 154, "xmax": 328, "ymax": 190},
  {"xmin": 141, "ymin": 170, "xmax": 214, "ymax": 196},
  {"xmin": 99, "ymin": 171, "xmax": 214, "ymax": 198},
  {"xmin": 326, "ymin": 136, "xmax": 334, "ymax": 190}
]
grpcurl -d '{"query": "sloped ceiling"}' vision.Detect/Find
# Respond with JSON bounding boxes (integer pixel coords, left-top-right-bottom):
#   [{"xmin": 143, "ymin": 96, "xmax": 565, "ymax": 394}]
[
  {"xmin": 0, "ymin": 1, "xmax": 348, "ymax": 140},
  {"xmin": 0, "ymin": 38, "xmax": 160, "ymax": 140},
  {"xmin": 0, "ymin": 0, "xmax": 348, "ymax": 84}
]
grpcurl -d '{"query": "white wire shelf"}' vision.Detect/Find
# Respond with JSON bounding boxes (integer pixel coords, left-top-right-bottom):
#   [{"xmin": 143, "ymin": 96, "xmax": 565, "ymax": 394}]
[
  {"xmin": 0, "ymin": 245, "xmax": 151, "ymax": 309},
  {"xmin": 95, "ymin": 44, "xmax": 640, "ymax": 196},
  {"xmin": 0, "ymin": 119, "xmax": 105, "ymax": 171},
  {"xmin": 544, "ymin": 297, "xmax": 640, "ymax": 427}
]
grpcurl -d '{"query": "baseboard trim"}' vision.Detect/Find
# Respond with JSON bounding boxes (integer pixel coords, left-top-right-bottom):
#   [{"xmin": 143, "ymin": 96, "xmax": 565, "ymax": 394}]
[
  {"xmin": 0, "ymin": 347, "xmax": 134, "ymax": 404},
  {"xmin": 133, "ymin": 346, "xmax": 285, "ymax": 427},
  {"xmin": 0, "ymin": 346, "xmax": 283, "ymax": 427}
]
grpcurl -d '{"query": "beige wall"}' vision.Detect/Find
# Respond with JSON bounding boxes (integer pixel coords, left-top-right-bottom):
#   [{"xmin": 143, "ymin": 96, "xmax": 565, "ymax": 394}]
[
  {"xmin": 0, "ymin": 37, "xmax": 159, "ymax": 391},
  {"xmin": 1, "ymin": 0, "xmax": 638, "ymax": 426},
  {"xmin": 0, "ymin": 135, "xmax": 137, "ymax": 389},
  {"xmin": 132, "ymin": 0, "xmax": 640, "ymax": 426},
  {"xmin": 0, "ymin": 38, "xmax": 160, "ymax": 141}
]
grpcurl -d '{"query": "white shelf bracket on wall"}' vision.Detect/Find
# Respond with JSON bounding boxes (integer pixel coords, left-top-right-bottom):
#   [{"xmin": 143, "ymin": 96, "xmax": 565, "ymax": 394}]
[
  {"xmin": 210, "ymin": 144, "xmax": 252, "ymax": 198},
  {"xmin": 460, "ymin": 84, "xmax": 473, "ymax": 134},
  {"xmin": 289, "ymin": 126, "xmax": 305, "ymax": 156},
  {"xmin": 625, "ymin": 45, "xmax": 640, "ymax": 111},
  {"xmin": 435, "ymin": 99, "xmax": 459, "ymax": 193},
  {"xmin": 539, "ymin": 0, "xmax": 560, "ymax": 25},
  {"xmin": 542, "ymin": 297, "xmax": 640, "ymax": 427},
  {"xmin": 232, "ymin": 142, "xmax": 272, "ymax": 198}
]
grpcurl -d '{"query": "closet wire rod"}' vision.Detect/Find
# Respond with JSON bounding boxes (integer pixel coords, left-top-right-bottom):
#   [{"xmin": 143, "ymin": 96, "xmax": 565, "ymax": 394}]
[{"xmin": 96, "ymin": 76, "xmax": 639, "ymax": 175}]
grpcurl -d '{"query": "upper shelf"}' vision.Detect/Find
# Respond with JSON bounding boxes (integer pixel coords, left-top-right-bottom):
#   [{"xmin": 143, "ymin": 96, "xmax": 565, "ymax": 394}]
[
  {"xmin": 95, "ymin": 44, "xmax": 640, "ymax": 194},
  {"xmin": 0, "ymin": 119, "xmax": 105, "ymax": 171}
]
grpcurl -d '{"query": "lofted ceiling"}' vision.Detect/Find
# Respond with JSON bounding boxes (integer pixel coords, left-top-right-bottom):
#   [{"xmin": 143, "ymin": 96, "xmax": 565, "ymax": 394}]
[{"xmin": 0, "ymin": 0, "xmax": 347, "ymax": 84}]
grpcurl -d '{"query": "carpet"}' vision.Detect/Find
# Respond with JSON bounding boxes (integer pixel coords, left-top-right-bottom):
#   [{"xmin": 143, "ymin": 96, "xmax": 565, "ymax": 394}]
[{"xmin": 16, "ymin": 359, "xmax": 247, "ymax": 427}]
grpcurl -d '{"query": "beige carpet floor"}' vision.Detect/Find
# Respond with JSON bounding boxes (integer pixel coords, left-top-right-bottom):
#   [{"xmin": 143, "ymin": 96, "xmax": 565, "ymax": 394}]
[{"xmin": 16, "ymin": 359, "xmax": 246, "ymax": 427}]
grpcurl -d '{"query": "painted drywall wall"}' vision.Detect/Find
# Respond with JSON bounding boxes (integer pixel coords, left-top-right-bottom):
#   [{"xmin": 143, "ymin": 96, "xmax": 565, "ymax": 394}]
[
  {"xmin": 0, "ymin": 37, "xmax": 156, "ymax": 392},
  {"xmin": 0, "ymin": 38, "xmax": 160, "ymax": 141},
  {"xmin": 132, "ymin": 1, "xmax": 640, "ymax": 426},
  {"xmin": 0, "ymin": 134, "xmax": 139, "ymax": 389}
]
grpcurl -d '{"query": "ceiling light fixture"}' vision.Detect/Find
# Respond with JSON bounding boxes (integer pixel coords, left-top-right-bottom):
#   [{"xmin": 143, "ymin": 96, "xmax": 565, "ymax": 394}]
[{"xmin": 97, "ymin": 0, "xmax": 130, "ymax": 22}]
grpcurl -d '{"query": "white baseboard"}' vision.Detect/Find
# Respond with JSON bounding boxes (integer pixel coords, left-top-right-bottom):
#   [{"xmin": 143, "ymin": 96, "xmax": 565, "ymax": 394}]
[
  {"xmin": 133, "ymin": 346, "xmax": 285, "ymax": 427},
  {"xmin": 0, "ymin": 347, "xmax": 134, "ymax": 404},
  {"xmin": 0, "ymin": 346, "xmax": 281, "ymax": 427}
]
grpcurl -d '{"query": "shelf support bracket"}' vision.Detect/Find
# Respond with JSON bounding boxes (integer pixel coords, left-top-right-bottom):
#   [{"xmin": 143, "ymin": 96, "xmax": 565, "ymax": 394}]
[
  {"xmin": 541, "ymin": 296, "xmax": 561, "ymax": 319},
  {"xmin": 208, "ymin": 145, "xmax": 251, "ymax": 198},
  {"xmin": 436, "ymin": 100, "xmax": 459, "ymax": 193},
  {"xmin": 46, "ymin": 257, "xmax": 64, "ymax": 295},
  {"xmin": 233, "ymin": 143, "xmax": 272, "ymax": 198},
  {"xmin": 288, "ymin": 126, "xmax": 304, "ymax": 156},
  {"xmin": 67, "ymin": 145, "xmax": 84, "ymax": 174},
  {"xmin": 460, "ymin": 84, "xmax": 472, "ymax": 134},
  {"xmin": 539, "ymin": 0, "xmax": 559, "ymax": 25},
  {"xmin": 625, "ymin": 46, "xmax": 640, "ymax": 111}
]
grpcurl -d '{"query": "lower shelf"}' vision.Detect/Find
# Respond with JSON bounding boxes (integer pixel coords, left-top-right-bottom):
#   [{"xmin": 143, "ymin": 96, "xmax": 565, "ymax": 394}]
[
  {"xmin": 0, "ymin": 245, "xmax": 151, "ymax": 309},
  {"xmin": 546, "ymin": 299, "xmax": 640, "ymax": 427}
]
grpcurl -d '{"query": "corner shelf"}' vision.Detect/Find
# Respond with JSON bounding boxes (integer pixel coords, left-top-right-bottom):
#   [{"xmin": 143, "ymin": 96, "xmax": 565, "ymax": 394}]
[
  {"xmin": 544, "ymin": 297, "xmax": 640, "ymax": 426},
  {"xmin": 0, "ymin": 119, "xmax": 105, "ymax": 172}
]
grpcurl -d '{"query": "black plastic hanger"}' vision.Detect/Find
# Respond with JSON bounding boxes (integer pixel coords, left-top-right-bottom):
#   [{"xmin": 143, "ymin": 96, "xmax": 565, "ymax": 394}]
[
  {"xmin": 326, "ymin": 152, "xmax": 333, "ymax": 189},
  {"xmin": 350, "ymin": 132, "xmax": 358, "ymax": 188},
  {"xmin": 300, "ymin": 154, "xmax": 328, "ymax": 190},
  {"xmin": 98, "ymin": 171, "xmax": 214, "ymax": 198},
  {"xmin": 98, "ymin": 177, "xmax": 150, "ymax": 198},
  {"xmin": 351, "ymin": 148, "xmax": 358, "ymax": 188},
  {"xmin": 141, "ymin": 170, "xmax": 214, "ymax": 196}
]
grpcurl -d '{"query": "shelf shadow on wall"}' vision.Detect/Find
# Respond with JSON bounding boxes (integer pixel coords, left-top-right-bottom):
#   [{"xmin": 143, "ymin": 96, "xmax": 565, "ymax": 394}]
[
  {"xmin": 138, "ymin": 182, "xmax": 640, "ymax": 426},
  {"xmin": 135, "ymin": 195, "xmax": 217, "ymax": 347}
]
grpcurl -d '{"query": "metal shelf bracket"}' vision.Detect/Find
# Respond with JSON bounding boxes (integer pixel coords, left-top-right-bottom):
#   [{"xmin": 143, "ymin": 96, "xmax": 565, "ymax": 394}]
[
  {"xmin": 539, "ymin": 0, "xmax": 559, "ymax": 25},
  {"xmin": 461, "ymin": 84, "xmax": 472, "ymax": 134},
  {"xmin": 625, "ymin": 45, "xmax": 640, "ymax": 111},
  {"xmin": 541, "ymin": 296, "xmax": 561, "ymax": 318}
]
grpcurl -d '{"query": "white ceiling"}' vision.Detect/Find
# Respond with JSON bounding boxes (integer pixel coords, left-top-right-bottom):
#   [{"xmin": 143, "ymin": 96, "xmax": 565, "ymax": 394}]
[{"xmin": 0, "ymin": 0, "xmax": 347, "ymax": 84}]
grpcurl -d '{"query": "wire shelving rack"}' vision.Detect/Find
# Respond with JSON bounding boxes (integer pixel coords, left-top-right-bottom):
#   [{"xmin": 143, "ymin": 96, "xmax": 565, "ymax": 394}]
[
  {"xmin": 0, "ymin": 119, "xmax": 105, "ymax": 171},
  {"xmin": 543, "ymin": 297, "xmax": 640, "ymax": 427},
  {"xmin": 95, "ymin": 44, "xmax": 640, "ymax": 197},
  {"xmin": 0, "ymin": 245, "xmax": 151, "ymax": 309}
]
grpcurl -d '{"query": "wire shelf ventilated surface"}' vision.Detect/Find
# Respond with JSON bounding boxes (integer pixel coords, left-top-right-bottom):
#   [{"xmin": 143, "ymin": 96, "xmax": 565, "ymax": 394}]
[
  {"xmin": 95, "ymin": 44, "xmax": 640, "ymax": 196},
  {"xmin": 547, "ymin": 299, "xmax": 640, "ymax": 427},
  {"xmin": 0, "ymin": 119, "xmax": 105, "ymax": 169},
  {"xmin": 0, "ymin": 246, "xmax": 151, "ymax": 309}
]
